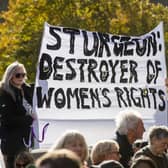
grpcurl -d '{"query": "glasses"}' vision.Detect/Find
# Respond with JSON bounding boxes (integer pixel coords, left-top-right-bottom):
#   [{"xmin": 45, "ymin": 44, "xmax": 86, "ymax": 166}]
[
  {"xmin": 16, "ymin": 163, "xmax": 28, "ymax": 168},
  {"xmin": 15, "ymin": 73, "xmax": 26, "ymax": 78}
]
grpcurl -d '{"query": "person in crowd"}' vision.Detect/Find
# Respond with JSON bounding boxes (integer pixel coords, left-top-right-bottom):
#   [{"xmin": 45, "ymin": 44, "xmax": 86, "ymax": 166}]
[
  {"xmin": 91, "ymin": 160, "xmax": 124, "ymax": 168},
  {"xmin": 90, "ymin": 139, "xmax": 121, "ymax": 165},
  {"xmin": 14, "ymin": 151, "xmax": 34, "ymax": 168},
  {"xmin": 0, "ymin": 61, "xmax": 36, "ymax": 168},
  {"xmin": 133, "ymin": 125, "xmax": 168, "ymax": 168},
  {"xmin": 35, "ymin": 149, "xmax": 82, "ymax": 168},
  {"xmin": 130, "ymin": 156, "xmax": 157, "ymax": 168},
  {"xmin": 114, "ymin": 109, "xmax": 145, "ymax": 168},
  {"xmin": 132, "ymin": 139, "xmax": 148, "ymax": 153},
  {"xmin": 49, "ymin": 130, "xmax": 89, "ymax": 168}
]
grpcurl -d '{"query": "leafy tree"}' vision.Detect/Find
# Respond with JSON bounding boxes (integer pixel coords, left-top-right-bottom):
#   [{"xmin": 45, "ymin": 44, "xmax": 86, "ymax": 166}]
[{"xmin": 0, "ymin": 0, "xmax": 168, "ymax": 82}]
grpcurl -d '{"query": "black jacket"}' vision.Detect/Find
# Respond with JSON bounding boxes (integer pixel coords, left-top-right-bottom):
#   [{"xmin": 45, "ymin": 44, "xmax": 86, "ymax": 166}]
[
  {"xmin": 115, "ymin": 131, "xmax": 134, "ymax": 168},
  {"xmin": 0, "ymin": 83, "xmax": 34, "ymax": 155}
]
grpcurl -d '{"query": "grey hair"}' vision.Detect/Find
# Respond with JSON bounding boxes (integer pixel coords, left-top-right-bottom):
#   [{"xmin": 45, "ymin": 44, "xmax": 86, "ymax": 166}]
[
  {"xmin": 0, "ymin": 61, "xmax": 26, "ymax": 100},
  {"xmin": 148, "ymin": 125, "xmax": 168, "ymax": 143},
  {"xmin": 115, "ymin": 109, "xmax": 142, "ymax": 135}
]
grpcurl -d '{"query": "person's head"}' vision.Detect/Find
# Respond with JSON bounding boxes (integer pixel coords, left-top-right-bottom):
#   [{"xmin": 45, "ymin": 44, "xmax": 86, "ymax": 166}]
[
  {"xmin": 14, "ymin": 151, "xmax": 34, "ymax": 168},
  {"xmin": 115, "ymin": 109, "xmax": 145, "ymax": 143},
  {"xmin": 91, "ymin": 160, "xmax": 124, "ymax": 168},
  {"xmin": 91, "ymin": 139, "xmax": 120, "ymax": 165},
  {"xmin": 131, "ymin": 156, "xmax": 157, "ymax": 168},
  {"xmin": 1, "ymin": 61, "xmax": 27, "ymax": 87},
  {"xmin": 35, "ymin": 149, "xmax": 82, "ymax": 168},
  {"xmin": 0, "ymin": 61, "xmax": 27, "ymax": 98},
  {"xmin": 148, "ymin": 125, "xmax": 168, "ymax": 155},
  {"xmin": 132, "ymin": 139, "xmax": 148, "ymax": 153},
  {"xmin": 50, "ymin": 130, "xmax": 88, "ymax": 163}
]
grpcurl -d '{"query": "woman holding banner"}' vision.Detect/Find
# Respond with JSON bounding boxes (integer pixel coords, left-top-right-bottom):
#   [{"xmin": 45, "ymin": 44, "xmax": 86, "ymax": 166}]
[{"xmin": 0, "ymin": 61, "xmax": 36, "ymax": 168}]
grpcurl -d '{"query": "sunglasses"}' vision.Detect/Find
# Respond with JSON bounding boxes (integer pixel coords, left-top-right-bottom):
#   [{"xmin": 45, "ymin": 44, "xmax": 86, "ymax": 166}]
[{"xmin": 15, "ymin": 73, "xmax": 26, "ymax": 78}]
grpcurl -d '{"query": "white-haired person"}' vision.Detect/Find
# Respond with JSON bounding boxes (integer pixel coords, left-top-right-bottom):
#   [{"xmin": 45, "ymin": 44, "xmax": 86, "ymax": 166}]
[
  {"xmin": 49, "ymin": 130, "xmax": 89, "ymax": 168},
  {"xmin": 90, "ymin": 139, "xmax": 121, "ymax": 165},
  {"xmin": 0, "ymin": 61, "xmax": 36, "ymax": 168},
  {"xmin": 114, "ymin": 109, "xmax": 145, "ymax": 168},
  {"xmin": 133, "ymin": 125, "xmax": 168, "ymax": 168}
]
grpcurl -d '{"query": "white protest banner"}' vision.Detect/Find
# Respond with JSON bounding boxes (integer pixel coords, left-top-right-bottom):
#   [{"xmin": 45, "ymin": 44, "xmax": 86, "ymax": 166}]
[{"xmin": 33, "ymin": 22, "xmax": 167, "ymax": 123}]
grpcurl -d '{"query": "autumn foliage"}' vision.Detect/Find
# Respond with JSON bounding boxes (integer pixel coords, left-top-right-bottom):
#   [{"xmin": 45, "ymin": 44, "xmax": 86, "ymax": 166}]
[{"xmin": 0, "ymin": 0, "xmax": 168, "ymax": 82}]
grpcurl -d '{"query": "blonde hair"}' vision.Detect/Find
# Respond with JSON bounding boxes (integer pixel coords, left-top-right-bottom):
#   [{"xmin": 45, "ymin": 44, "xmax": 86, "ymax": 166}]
[
  {"xmin": 91, "ymin": 139, "xmax": 119, "ymax": 165},
  {"xmin": 0, "ymin": 61, "xmax": 27, "ymax": 100},
  {"xmin": 50, "ymin": 130, "xmax": 88, "ymax": 162}
]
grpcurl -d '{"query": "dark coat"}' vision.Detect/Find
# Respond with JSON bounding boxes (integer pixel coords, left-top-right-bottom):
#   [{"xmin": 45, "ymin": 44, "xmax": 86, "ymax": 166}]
[
  {"xmin": 0, "ymin": 83, "xmax": 34, "ymax": 155},
  {"xmin": 134, "ymin": 146, "xmax": 168, "ymax": 168},
  {"xmin": 115, "ymin": 131, "xmax": 134, "ymax": 168}
]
